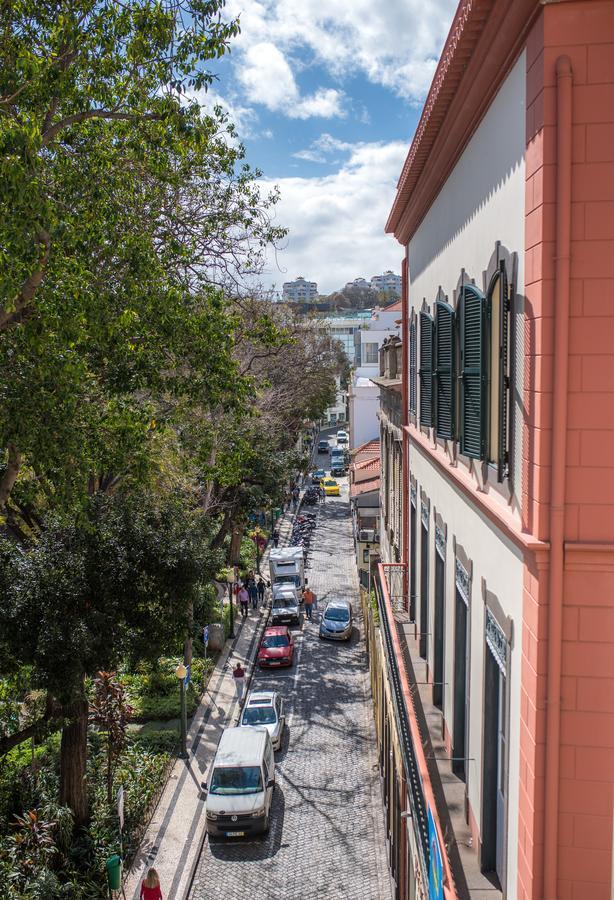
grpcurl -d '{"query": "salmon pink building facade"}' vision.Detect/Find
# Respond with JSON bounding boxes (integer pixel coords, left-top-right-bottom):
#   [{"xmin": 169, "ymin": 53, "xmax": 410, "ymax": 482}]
[{"xmin": 367, "ymin": 1, "xmax": 614, "ymax": 898}]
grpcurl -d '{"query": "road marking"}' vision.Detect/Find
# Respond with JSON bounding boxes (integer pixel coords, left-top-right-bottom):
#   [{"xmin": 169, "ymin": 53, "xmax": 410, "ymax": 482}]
[{"xmin": 287, "ymin": 634, "xmax": 305, "ymax": 728}]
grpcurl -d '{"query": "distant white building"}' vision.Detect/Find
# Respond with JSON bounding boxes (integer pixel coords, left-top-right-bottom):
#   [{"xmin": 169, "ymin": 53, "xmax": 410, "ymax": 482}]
[
  {"xmin": 370, "ymin": 270, "xmax": 401, "ymax": 297},
  {"xmin": 344, "ymin": 277, "xmax": 371, "ymax": 291},
  {"xmin": 323, "ymin": 375, "xmax": 348, "ymax": 427},
  {"xmin": 282, "ymin": 276, "xmax": 318, "ymax": 302},
  {"xmin": 349, "ymin": 303, "xmax": 401, "ymax": 449}
]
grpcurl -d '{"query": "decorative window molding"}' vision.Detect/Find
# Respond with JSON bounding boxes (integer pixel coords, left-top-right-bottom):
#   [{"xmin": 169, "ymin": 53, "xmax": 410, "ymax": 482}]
[
  {"xmin": 485, "ymin": 609, "xmax": 507, "ymax": 674},
  {"xmin": 455, "ymin": 559, "xmax": 470, "ymax": 606},
  {"xmin": 435, "ymin": 525, "xmax": 446, "ymax": 560},
  {"xmin": 410, "ymin": 481, "xmax": 417, "ymax": 508},
  {"xmin": 421, "ymin": 492, "xmax": 430, "ymax": 530}
]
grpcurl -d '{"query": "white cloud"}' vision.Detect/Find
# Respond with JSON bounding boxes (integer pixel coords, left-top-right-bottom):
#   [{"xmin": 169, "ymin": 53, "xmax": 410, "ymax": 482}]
[
  {"xmin": 292, "ymin": 132, "xmax": 353, "ymax": 163},
  {"xmin": 237, "ymin": 41, "xmax": 345, "ymax": 119},
  {"xmin": 261, "ymin": 139, "xmax": 408, "ymax": 294},
  {"xmin": 225, "ymin": 0, "xmax": 457, "ymax": 105}
]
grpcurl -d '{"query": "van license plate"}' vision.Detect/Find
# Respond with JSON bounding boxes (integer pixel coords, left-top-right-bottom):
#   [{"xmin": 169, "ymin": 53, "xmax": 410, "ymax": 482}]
[
  {"xmin": 269, "ymin": 661, "xmax": 280, "ymax": 665},
  {"xmin": 226, "ymin": 831, "xmax": 244, "ymax": 837}
]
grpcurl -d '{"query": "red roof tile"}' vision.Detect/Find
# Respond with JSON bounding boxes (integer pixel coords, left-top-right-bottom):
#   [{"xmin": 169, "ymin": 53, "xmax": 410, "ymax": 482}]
[{"xmin": 350, "ymin": 477, "xmax": 380, "ymax": 498}]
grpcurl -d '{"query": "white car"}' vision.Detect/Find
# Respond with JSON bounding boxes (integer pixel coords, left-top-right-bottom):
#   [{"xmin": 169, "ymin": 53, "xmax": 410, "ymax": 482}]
[
  {"xmin": 239, "ymin": 691, "xmax": 285, "ymax": 750},
  {"xmin": 336, "ymin": 429, "xmax": 349, "ymax": 445}
]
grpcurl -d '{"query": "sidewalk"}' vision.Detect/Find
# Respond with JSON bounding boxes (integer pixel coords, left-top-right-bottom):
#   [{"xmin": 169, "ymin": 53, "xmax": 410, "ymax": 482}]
[{"xmin": 123, "ymin": 503, "xmax": 299, "ymax": 900}]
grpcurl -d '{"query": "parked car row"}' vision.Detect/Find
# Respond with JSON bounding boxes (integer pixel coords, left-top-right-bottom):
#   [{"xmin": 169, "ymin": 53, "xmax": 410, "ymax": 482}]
[{"xmin": 203, "ymin": 443, "xmax": 353, "ymax": 841}]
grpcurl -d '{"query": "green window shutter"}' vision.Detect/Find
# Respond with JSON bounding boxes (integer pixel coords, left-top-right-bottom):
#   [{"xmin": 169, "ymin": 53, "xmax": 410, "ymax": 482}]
[
  {"xmin": 497, "ymin": 264, "xmax": 510, "ymax": 482},
  {"xmin": 419, "ymin": 311, "xmax": 434, "ymax": 427},
  {"xmin": 460, "ymin": 285, "xmax": 486, "ymax": 459},
  {"xmin": 435, "ymin": 300, "xmax": 455, "ymax": 440},
  {"xmin": 409, "ymin": 318, "xmax": 417, "ymax": 415}
]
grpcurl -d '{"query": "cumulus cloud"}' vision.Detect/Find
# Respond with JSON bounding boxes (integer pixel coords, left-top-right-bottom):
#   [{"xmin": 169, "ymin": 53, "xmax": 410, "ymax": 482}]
[
  {"xmin": 226, "ymin": 0, "xmax": 456, "ymax": 105},
  {"xmin": 237, "ymin": 42, "xmax": 345, "ymax": 119},
  {"xmin": 292, "ymin": 132, "xmax": 353, "ymax": 163},
  {"xmin": 262, "ymin": 139, "xmax": 408, "ymax": 294}
]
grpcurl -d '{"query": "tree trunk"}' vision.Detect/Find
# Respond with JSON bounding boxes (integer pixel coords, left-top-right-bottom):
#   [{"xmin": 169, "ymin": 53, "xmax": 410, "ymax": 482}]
[
  {"xmin": 0, "ymin": 443, "xmax": 21, "ymax": 509},
  {"xmin": 59, "ymin": 686, "xmax": 89, "ymax": 827}
]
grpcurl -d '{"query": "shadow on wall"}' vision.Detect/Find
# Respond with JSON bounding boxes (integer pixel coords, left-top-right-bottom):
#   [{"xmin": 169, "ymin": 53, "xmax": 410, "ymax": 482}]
[{"xmin": 408, "ymin": 58, "xmax": 525, "ymax": 283}]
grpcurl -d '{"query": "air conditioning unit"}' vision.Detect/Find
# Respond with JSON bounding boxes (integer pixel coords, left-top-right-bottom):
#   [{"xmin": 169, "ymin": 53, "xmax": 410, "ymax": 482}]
[{"xmin": 359, "ymin": 529, "xmax": 376, "ymax": 542}]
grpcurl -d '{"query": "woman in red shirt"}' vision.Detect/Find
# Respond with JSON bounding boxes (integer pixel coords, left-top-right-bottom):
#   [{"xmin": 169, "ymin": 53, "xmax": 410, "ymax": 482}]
[{"xmin": 140, "ymin": 868, "xmax": 162, "ymax": 900}]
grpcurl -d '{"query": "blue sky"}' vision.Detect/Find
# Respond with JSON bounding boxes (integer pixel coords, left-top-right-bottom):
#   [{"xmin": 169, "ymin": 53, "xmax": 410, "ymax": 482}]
[{"xmin": 200, "ymin": 0, "xmax": 458, "ymax": 294}]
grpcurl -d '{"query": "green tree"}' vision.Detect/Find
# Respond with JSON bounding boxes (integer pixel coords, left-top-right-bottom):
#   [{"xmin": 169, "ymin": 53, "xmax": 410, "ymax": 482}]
[
  {"xmin": 0, "ymin": 0, "xmax": 283, "ymax": 514},
  {"xmin": 0, "ymin": 490, "xmax": 215, "ymax": 825}
]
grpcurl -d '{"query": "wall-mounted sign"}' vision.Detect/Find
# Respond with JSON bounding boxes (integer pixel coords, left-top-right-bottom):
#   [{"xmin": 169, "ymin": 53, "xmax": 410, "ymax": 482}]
[{"xmin": 428, "ymin": 806, "xmax": 444, "ymax": 900}]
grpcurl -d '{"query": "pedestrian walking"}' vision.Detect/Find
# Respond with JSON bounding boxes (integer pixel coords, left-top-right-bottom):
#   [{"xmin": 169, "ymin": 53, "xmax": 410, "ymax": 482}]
[
  {"xmin": 248, "ymin": 579, "xmax": 258, "ymax": 609},
  {"xmin": 292, "ymin": 486, "xmax": 300, "ymax": 511},
  {"xmin": 257, "ymin": 577, "xmax": 266, "ymax": 603},
  {"xmin": 232, "ymin": 662, "xmax": 246, "ymax": 703},
  {"xmin": 320, "ymin": 485, "xmax": 326, "ymax": 503},
  {"xmin": 272, "ymin": 528, "xmax": 280, "ymax": 548},
  {"xmin": 238, "ymin": 585, "xmax": 249, "ymax": 618},
  {"xmin": 140, "ymin": 869, "xmax": 163, "ymax": 900},
  {"xmin": 303, "ymin": 586, "xmax": 316, "ymax": 621}
]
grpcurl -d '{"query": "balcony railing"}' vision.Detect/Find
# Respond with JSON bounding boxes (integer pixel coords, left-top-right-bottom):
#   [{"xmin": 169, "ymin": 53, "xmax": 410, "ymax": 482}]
[{"xmin": 376, "ymin": 563, "xmax": 461, "ymax": 899}]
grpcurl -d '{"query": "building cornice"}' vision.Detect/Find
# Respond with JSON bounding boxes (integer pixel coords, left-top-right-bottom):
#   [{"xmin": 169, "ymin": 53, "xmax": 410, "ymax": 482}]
[{"xmin": 386, "ymin": 0, "xmax": 541, "ymax": 245}]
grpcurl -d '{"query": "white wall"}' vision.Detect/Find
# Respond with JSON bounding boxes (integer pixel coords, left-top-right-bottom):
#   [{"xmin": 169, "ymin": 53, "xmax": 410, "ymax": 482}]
[
  {"xmin": 406, "ymin": 53, "xmax": 526, "ymax": 898},
  {"xmin": 350, "ymin": 382, "xmax": 380, "ymax": 448}
]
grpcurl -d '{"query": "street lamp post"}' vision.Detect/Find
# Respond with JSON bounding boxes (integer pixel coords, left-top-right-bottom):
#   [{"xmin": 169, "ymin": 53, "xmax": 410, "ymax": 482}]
[
  {"xmin": 175, "ymin": 663, "xmax": 188, "ymax": 759},
  {"xmin": 227, "ymin": 569, "xmax": 235, "ymax": 639}
]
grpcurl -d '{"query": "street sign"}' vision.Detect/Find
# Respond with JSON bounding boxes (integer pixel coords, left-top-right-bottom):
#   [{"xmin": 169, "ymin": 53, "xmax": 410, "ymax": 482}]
[
  {"xmin": 203, "ymin": 626, "xmax": 209, "ymax": 646},
  {"xmin": 117, "ymin": 785, "xmax": 124, "ymax": 831},
  {"xmin": 184, "ymin": 664, "xmax": 191, "ymax": 687}
]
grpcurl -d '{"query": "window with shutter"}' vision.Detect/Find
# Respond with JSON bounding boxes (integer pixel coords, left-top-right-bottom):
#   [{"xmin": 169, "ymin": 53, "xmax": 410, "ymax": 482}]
[
  {"xmin": 487, "ymin": 262, "xmax": 511, "ymax": 481},
  {"xmin": 409, "ymin": 317, "xmax": 417, "ymax": 416},
  {"xmin": 419, "ymin": 311, "xmax": 434, "ymax": 427},
  {"xmin": 435, "ymin": 300, "xmax": 456, "ymax": 440},
  {"xmin": 459, "ymin": 285, "xmax": 486, "ymax": 459}
]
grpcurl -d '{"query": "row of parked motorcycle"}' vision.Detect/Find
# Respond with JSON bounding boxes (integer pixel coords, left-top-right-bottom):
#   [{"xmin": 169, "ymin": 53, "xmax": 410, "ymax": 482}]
[
  {"xmin": 288, "ymin": 510, "xmax": 317, "ymax": 567},
  {"xmin": 301, "ymin": 486, "xmax": 321, "ymax": 506}
]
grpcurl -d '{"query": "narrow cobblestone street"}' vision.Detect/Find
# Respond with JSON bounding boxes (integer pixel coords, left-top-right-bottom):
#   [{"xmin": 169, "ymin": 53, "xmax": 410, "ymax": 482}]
[{"xmin": 189, "ymin": 480, "xmax": 391, "ymax": 900}]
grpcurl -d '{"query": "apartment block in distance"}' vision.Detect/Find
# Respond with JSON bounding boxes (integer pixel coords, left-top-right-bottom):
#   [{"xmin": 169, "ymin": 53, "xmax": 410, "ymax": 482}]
[
  {"xmin": 282, "ymin": 276, "xmax": 318, "ymax": 302},
  {"xmin": 362, "ymin": 1, "xmax": 614, "ymax": 899}
]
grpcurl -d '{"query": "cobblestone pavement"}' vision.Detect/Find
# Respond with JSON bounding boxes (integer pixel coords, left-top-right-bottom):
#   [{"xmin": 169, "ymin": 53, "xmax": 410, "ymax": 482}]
[{"xmin": 189, "ymin": 481, "xmax": 392, "ymax": 900}]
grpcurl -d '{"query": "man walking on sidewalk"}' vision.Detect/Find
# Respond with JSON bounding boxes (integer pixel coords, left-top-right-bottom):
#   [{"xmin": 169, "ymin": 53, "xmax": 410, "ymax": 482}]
[
  {"xmin": 257, "ymin": 577, "xmax": 266, "ymax": 604},
  {"xmin": 303, "ymin": 586, "xmax": 315, "ymax": 621},
  {"xmin": 232, "ymin": 662, "xmax": 246, "ymax": 703},
  {"xmin": 248, "ymin": 578, "xmax": 258, "ymax": 610},
  {"xmin": 238, "ymin": 585, "xmax": 249, "ymax": 618},
  {"xmin": 272, "ymin": 528, "xmax": 280, "ymax": 548}
]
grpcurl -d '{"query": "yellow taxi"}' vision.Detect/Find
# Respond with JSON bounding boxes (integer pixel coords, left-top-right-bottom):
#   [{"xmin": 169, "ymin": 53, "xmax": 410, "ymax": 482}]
[{"xmin": 322, "ymin": 477, "xmax": 340, "ymax": 496}]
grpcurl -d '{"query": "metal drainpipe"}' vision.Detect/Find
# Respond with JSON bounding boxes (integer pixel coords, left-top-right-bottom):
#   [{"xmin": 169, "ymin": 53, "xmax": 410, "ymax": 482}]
[{"xmin": 543, "ymin": 54, "xmax": 572, "ymax": 899}]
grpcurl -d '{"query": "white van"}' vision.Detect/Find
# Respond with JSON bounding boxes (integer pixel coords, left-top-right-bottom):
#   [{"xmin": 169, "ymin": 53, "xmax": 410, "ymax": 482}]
[{"xmin": 204, "ymin": 727, "xmax": 275, "ymax": 837}]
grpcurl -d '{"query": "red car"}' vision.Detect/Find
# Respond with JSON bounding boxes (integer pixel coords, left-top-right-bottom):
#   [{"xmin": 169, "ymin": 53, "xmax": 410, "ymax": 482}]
[{"xmin": 258, "ymin": 626, "xmax": 295, "ymax": 668}]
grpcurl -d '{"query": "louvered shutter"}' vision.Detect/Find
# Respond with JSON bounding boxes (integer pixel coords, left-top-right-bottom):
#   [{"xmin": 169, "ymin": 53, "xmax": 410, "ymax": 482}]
[
  {"xmin": 435, "ymin": 300, "xmax": 455, "ymax": 440},
  {"xmin": 460, "ymin": 286, "xmax": 486, "ymax": 459},
  {"xmin": 419, "ymin": 311, "xmax": 434, "ymax": 427},
  {"xmin": 409, "ymin": 317, "xmax": 417, "ymax": 415},
  {"xmin": 497, "ymin": 264, "xmax": 510, "ymax": 482}
]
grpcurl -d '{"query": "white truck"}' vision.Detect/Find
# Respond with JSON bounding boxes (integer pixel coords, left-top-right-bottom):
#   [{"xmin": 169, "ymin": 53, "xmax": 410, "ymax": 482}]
[{"xmin": 269, "ymin": 546, "xmax": 305, "ymax": 593}]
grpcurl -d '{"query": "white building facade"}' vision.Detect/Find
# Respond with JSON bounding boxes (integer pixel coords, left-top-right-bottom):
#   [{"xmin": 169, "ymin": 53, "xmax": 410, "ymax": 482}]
[
  {"xmin": 282, "ymin": 276, "xmax": 318, "ymax": 302},
  {"xmin": 349, "ymin": 304, "xmax": 401, "ymax": 450},
  {"xmin": 370, "ymin": 270, "xmax": 402, "ymax": 296}
]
